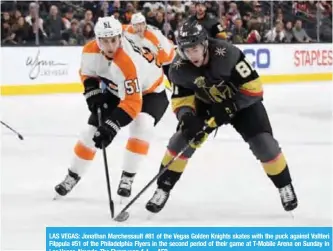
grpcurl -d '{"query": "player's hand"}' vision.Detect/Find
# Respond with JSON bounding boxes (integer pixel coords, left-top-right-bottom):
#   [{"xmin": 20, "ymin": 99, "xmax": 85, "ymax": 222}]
[
  {"xmin": 211, "ymin": 99, "xmax": 238, "ymax": 126},
  {"xmin": 177, "ymin": 113, "xmax": 206, "ymax": 142},
  {"xmin": 84, "ymin": 87, "xmax": 108, "ymax": 114},
  {"xmin": 93, "ymin": 119, "xmax": 120, "ymax": 149}
]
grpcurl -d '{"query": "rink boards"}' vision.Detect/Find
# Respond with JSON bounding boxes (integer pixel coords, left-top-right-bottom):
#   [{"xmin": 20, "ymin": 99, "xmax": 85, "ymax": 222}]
[{"xmin": 0, "ymin": 43, "xmax": 332, "ymax": 95}]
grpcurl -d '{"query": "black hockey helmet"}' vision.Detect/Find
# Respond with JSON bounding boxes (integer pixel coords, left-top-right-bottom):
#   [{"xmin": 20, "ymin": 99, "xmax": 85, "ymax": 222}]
[{"xmin": 176, "ymin": 20, "xmax": 208, "ymax": 59}]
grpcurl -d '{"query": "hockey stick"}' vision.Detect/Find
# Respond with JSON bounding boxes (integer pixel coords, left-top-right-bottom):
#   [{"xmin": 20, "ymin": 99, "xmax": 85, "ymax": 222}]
[
  {"xmin": 97, "ymin": 108, "xmax": 115, "ymax": 218},
  {"xmin": 114, "ymin": 117, "xmax": 215, "ymax": 222},
  {"xmin": 1, "ymin": 121, "xmax": 24, "ymax": 140}
]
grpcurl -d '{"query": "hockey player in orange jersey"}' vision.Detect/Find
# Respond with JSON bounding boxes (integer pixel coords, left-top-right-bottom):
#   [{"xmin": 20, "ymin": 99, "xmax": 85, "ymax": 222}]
[
  {"xmin": 54, "ymin": 16, "xmax": 169, "ymax": 199},
  {"xmin": 123, "ymin": 12, "xmax": 175, "ymax": 90}
]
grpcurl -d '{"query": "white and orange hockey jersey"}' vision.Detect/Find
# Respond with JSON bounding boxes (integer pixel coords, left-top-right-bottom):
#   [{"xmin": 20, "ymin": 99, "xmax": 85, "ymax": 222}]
[
  {"xmin": 123, "ymin": 24, "xmax": 175, "ymax": 66},
  {"xmin": 80, "ymin": 37, "xmax": 165, "ymax": 120}
]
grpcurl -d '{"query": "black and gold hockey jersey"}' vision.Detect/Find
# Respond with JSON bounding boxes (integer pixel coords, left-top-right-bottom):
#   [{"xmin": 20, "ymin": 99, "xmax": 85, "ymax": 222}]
[
  {"xmin": 169, "ymin": 38, "xmax": 263, "ymax": 116},
  {"xmin": 188, "ymin": 14, "xmax": 227, "ymax": 39}
]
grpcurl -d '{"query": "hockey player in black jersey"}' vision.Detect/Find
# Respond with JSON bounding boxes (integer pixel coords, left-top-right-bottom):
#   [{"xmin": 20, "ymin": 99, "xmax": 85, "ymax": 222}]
[{"xmin": 145, "ymin": 20, "xmax": 298, "ymax": 214}]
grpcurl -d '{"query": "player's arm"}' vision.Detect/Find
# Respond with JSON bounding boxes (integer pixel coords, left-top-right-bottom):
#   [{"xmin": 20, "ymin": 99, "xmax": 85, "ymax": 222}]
[
  {"xmin": 230, "ymin": 51, "xmax": 262, "ymax": 96},
  {"xmin": 109, "ymin": 59, "xmax": 142, "ymax": 128},
  {"xmin": 147, "ymin": 27, "xmax": 175, "ymax": 66},
  {"xmin": 155, "ymin": 29, "xmax": 176, "ymax": 65},
  {"xmin": 92, "ymin": 56, "xmax": 142, "ymax": 149},
  {"xmin": 80, "ymin": 40, "xmax": 104, "ymax": 113},
  {"xmin": 170, "ymin": 77, "xmax": 210, "ymax": 148},
  {"xmin": 171, "ymin": 83, "xmax": 196, "ymax": 121}
]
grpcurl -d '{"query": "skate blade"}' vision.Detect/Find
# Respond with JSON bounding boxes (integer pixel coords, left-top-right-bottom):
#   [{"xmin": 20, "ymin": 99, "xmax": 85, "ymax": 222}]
[
  {"xmin": 118, "ymin": 196, "xmax": 130, "ymax": 205},
  {"xmin": 144, "ymin": 210, "xmax": 158, "ymax": 221},
  {"xmin": 289, "ymin": 211, "xmax": 295, "ymax": 219},
  {"xmin": 53, "ymin": 193, "xmax": 63, "ymax": 201}
]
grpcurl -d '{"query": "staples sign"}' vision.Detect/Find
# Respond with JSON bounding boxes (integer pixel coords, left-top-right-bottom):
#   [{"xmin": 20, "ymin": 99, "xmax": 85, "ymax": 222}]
[{"xmin": 294, "ymin": 49, "xmax": 333, "ymax": 67}]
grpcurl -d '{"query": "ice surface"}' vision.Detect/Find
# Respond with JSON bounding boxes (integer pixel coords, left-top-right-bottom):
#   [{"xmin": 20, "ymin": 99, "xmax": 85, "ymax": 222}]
[{"xmin": 1, "ymin": 82, "xmax": 332, "ymax": 250}]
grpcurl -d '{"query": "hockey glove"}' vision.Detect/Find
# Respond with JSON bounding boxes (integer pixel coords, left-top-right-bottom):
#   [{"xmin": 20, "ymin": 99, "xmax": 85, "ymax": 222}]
[
  {"xmin": 83, "ymin": 79, "xmax": 108, "ymax": 113},
  {"xmin": 211, "ymin": 99, "xmax": 238, "ymax": 126},
  {"xmin": 93, "ymin": 119, "xmax": 120, "ymax": 149},
  {"xmin": 177, "ymin": 113, "xmax": 208, "ymax": 145}
]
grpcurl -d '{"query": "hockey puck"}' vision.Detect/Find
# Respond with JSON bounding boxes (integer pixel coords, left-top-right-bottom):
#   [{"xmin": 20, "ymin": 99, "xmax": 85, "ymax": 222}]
[
  {"xmin": 18, "ymin": 134, "xmax": 24, "ymax": 140},
  {"xmin": 114, "ymin": 211, "xmax": 130, "ymax": 222}
]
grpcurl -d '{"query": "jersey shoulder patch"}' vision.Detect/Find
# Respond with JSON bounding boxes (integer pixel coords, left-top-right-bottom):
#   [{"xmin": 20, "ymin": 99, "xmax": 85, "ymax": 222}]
[
  {"xmin": 169, "ymin": 56, "xmax": 191, "ymax": 87},
  {"xmin": 208, "ymin": 39, "xmax": 241, "ymax": 76}
]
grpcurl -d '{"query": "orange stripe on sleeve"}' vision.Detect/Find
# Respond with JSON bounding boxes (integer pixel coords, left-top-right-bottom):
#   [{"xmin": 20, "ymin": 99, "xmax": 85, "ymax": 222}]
[
  {"xmin": 114, "ymin": 48, "xmax": 142, "ymax": 119},
  {"xmin": 126, "ymin": 137, "xmax": 150, "ymax": 155},
  {"xmin": 74, "ymin": 141, "xmax": 96, "ymax": 160}
]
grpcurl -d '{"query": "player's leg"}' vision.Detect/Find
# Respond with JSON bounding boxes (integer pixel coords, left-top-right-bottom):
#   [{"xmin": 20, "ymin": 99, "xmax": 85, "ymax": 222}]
[
  {"xmin": 55, "ymin": 92, "xmax": 120, "ymax": 196},
  {"xmin": 146, "ymin": 99, "xmax": 212, "ymax": 213},
  {"xmin": 117, "ymin": 90, "xmax": 169, "ymax": 197},
  {"xmin": 231, "ymin": 101, "xmax": 298, "ymax": 211}
]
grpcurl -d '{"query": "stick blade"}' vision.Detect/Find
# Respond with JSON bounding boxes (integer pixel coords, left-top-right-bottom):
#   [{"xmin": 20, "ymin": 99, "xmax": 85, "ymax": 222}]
[
  {"xmin": 110, "ymin": 200, "xmax": 115, "ymax": 218},
  {"xmin": 114, "ymin": 211, "xmax": 130, "ymax": 222}
]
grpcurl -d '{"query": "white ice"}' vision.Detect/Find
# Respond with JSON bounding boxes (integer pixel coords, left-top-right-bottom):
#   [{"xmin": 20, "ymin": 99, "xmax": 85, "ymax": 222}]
[{"xmin": 1, "ymin": 82, "xmax": 332, "ymax": 250}]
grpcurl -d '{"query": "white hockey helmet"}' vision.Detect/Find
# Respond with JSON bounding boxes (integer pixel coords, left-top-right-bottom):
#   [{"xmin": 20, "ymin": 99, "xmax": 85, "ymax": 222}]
[
  {"xmin": 131, "ymin": 12, "xmax": 146, "ymax": 25},
  {"xmin": 94, "ymin": 16, "xmax": 122, "ymax": 38}
]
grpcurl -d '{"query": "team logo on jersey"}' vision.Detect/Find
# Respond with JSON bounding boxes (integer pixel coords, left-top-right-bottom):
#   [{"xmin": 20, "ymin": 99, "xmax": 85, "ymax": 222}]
[
  {"xmin": 194, "ymin": 76, "xmax": 206, "ymax": 88},
  {"xmin": 194, "ymin": 76, "xmax": 235, "ymax": 103},
  {"xmin": 215, "ymin": 47, "xmax": 227, "ymax": 57},
  {"xmin": 172, "ymin": 59, "xmax": 185, "ymax": 70}
]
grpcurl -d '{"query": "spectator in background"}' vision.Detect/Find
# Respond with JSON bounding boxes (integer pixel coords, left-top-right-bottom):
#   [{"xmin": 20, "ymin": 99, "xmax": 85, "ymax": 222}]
[
  {"xmin": 12, "ymin": 16, "xmax": 30, "ymax": 44},
  {"xmin": 62, "ymin": 7, "xmax": 74, "ymax": 30},
  {"xmin": 82, "ymin": 22, "xmax": 94, "ymax": 44},
  {"xmin": 26, "ymin": 15, "xmax": 47, "ymax": 44},
  {"xmin": 320, "ymin": 12, "xmax": 332, "ymax": 42},
  {"xmin": 123, "ymin": 2, "xmax": 135, "ymax": 24},
  {"xmin": 1, "ymin": 18, "xmax": 16, "ymax": 45},
  {"xmin": 12, "ymin": 10, "xmax": 22, "ymax": 23},
  {"xmin": 292, "ymin": 19, "xmax": 312, "ymax": 42},
  {"xmin": 230, "ymin": 18, "xmax": 247, "ymax": 43},
  {"xmin": 171, "ymin": 1, "xmax": 185, "ymax": 14},
  {"xmin": 80, "ymin": 10, "xmax": 94, "ymax": 32},
  {"xmin": 83, "ymin": 0, "xmax": 99, "ymax": 16},
  {"xmin": 25, "ymin": 2, "xmax": 44, "ymax": 31},
  {"xmin": 227, "ymin": 2, "xmax": 241, "ymax": 29},
  {"xmin": 284, "ymin": 21, "xmax": 295, "ymax": 42},
  {"xmin": 264, "ymin": 21, "xmax": 286, "ymax": 43},
  {"xmin": 189, "ymin": 1, "xmax": 226, "ymax": 39},
  {"xmin": 170, "ymin": 12, "xmax": 184, "ymax": 31},
  {"xmin": 152, "ymin": 11, "xmax": 165, "ymax": 30},
  {"xmin": 276, "ymin": 13, "xmax": 284, "ymax": 24},
  {"xmin": 45, "ymin": 5, "xmax": 65, "ymax": 43},
  {"xmin": 251, "ymin": 1, "xmax": 264, "ymax": 20},
  {"xmin": 2, "ymin": 11, "xmax": 11, "ymax": 24},
  {"xmin": 246, "ymin": 18, "xmax": 261, "ymax": 43},
  {"xmin": 187, "ymin": 2, "xmax": 196, "ymax": 16},
  {"xmin": 111, "ymin": 0, "xmax": 124, "ymax": 16},
  {"xmin": 96, "ymin": 1, "xmax": 110, "ymax": 18},
  {"xmin": 61, "ymin": 19, "xmax": 83, "ymax": 45}
]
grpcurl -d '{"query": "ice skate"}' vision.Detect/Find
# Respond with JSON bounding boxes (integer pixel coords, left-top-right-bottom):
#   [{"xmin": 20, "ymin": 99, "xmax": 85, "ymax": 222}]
[
  {"xmin": 117, "ymin": 171, "xmax": 135, "ymax": 198},
  {"xmin": 146, "ymin": 188, "xmax": 170, "ymax": 213},
  {"xmin": 54, "ymin": 169, "xmax": 81, "ymax": 198},
  {"xmin": 279, "ymin": 183, "xmax": 298, "ymax": 211}
]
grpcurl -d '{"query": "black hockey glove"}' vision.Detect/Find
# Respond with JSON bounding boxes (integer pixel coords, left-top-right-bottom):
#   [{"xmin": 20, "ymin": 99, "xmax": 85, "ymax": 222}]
[
  {"xmin": 93, "ymin": 119, "xmax": 120, "ymax": 149},
  {"xmin": 177, "ymin": 113, "xmax": 207, "ymax": 142},
  {"xmin": 211, "ymin": 99, "xmax": 238, "ymax": 126},
  {"xmin": 83, "ymin": 79, "xmax": 108, "ymax": 113}
]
